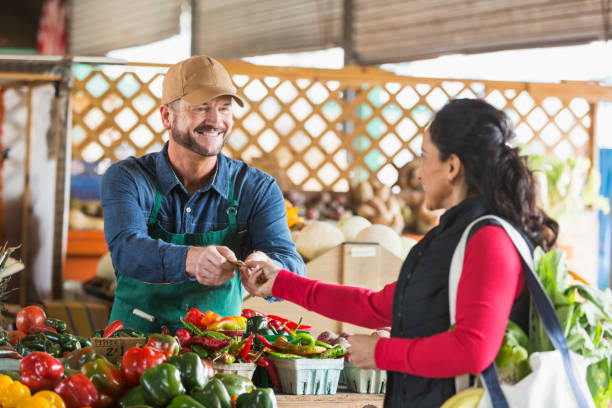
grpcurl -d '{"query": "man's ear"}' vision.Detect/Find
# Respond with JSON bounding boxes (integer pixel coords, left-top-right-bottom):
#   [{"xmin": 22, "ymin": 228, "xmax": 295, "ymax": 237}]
[
  {"xmin": 447, "ymin": 153, "xmax": 463, "ymax": 184},
  {"xmin": 160, "ymin": 104, "xmax": 172, "ymax": 130}
]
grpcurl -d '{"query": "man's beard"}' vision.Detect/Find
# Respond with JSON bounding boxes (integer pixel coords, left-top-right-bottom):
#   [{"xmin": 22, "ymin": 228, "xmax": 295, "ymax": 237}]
[{"xmin": 171, "ymin": 120, "xmax": 228, "ymax": 157}]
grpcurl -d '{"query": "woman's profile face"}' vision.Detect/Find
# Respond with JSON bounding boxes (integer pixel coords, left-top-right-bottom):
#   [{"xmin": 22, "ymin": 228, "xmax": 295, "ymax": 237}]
[{"xmin": 417, "ymin": 131, "xmax": 452, "ymax": 211}]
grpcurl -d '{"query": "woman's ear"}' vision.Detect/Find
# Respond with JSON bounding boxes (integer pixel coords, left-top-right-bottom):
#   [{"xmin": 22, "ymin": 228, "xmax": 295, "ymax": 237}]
[{"xmin": 446, "ymin": 153, "xmax": 463, "ymax": 184}]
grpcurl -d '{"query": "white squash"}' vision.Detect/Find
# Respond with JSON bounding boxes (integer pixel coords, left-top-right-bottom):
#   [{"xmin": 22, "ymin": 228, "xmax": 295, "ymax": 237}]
[
  {"xmin": 355, "ymin": 224, "xmax": 402, "ymax": 258},
  {"xmin": 296, "ymin": 221, "xmax": 344, "ymax": 261},
  {"xmin": 337, "ymin": 216, "xmax": 372, "ymax": 241}
]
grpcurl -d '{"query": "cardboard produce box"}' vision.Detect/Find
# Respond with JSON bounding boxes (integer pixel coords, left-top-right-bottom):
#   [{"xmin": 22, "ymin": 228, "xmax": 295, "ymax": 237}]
[
  {"xmin": 43, "ymin": 300, "xmax": 110, "ymax": 338},
  {"xmin": 243, "ymin": 242, "xmax": 403, "ymax": 335}
]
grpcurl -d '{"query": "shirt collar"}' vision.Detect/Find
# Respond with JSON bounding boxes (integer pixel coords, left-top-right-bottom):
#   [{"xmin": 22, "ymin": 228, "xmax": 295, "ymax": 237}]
[{"xmin": 154, "ymin": 143, "xmax": 230, "ymax": 199}]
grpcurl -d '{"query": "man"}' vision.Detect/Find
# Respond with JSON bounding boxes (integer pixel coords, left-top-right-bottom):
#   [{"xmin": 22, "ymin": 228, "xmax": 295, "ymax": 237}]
[{"xmin": 101, "ymin": 56, "xmax": 305, "ymax": 333}]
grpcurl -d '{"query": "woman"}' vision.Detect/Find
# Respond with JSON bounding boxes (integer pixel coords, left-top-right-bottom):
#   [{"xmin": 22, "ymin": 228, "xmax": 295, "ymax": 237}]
[{"xmin": 239, "ymin": 99, "xmax": 558, "ymax": 407}]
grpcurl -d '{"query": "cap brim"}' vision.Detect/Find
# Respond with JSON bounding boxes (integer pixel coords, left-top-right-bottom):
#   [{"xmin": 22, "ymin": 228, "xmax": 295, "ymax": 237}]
[{"xmin": 182, "ymin": 86, "xmax": 245, "ymax": 107}]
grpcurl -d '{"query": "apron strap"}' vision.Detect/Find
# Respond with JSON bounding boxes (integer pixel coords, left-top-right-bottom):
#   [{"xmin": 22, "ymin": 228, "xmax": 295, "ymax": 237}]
[
  {"xmin": 147, "ymin": 185, "xmax": 163, "ymax": 226},
  {"xmin": 225, "ymin": 178, "xmax": 238, "ymax": 234}
]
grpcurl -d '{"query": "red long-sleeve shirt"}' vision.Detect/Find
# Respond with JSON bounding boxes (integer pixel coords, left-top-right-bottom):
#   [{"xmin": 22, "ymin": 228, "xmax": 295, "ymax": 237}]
[{"xmin": 272, "ymin": 225, "xmax": 525, "ymax": 378}]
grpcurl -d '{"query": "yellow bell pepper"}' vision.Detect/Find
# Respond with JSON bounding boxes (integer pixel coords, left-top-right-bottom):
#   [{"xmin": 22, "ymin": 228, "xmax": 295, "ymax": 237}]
[
  {"xmin": 0, "ymin": 374, "xmax": 13, "ymax": 394},
  {"xmin": 16, "ymin": 395, "xmax": 51, "ymax": 408},
  {"xmin": 1, "ymin": 380, "xmax": 31, "ymax": 408},
  {"xmin": 34, "ymin": 390, "xmax": 66, "ymax": 408}
]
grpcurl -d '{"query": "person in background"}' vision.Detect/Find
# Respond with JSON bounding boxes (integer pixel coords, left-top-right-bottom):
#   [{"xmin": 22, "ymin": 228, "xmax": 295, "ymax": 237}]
[
  {"xmin": 239, "ymin": 98, "xmax": 558, "ymax": 407},
  {"xmin": 101, "ymin": 55, "xmax": 305, "ymax": 333}
]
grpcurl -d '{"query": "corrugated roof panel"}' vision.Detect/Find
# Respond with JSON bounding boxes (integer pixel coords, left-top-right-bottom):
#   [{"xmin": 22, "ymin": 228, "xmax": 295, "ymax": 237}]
[
  {"xmin": 193, "ymin": 0, "xmax": 343, "ymax": 58},
  {"xmin": 70, "ymin": 0, "xmax": 181, "ymax": 56},
  {"xmin": 353, "ymin": 0, "xmax": 610, "ymax": 63}
]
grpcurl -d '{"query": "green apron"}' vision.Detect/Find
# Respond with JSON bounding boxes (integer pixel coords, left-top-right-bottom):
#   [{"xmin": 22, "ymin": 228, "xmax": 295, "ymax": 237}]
[{"xmin": 109, "ymin": 178, "xmax": 242, "ymax": 333}]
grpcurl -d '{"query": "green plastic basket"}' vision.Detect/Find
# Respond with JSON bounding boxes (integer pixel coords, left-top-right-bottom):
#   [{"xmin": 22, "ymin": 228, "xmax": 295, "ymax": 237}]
[
  {"xmin": 269, "ymin": 356, "xmax": 344, "ymax": 395},
  {"xmin": 343, "ymin": 361, "xmax": 387, "ymax": 394}
]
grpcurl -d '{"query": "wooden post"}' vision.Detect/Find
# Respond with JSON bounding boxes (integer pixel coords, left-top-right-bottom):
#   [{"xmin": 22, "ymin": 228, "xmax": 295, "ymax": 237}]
[{"xmin": 20, "ymin": 86, "xmax": 33, "ymax": 305}]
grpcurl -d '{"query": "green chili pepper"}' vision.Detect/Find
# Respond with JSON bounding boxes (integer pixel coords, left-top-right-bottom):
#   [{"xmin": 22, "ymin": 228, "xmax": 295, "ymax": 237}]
[
  {"xmin": 266, "ymin": 350, "xmax": 303, "ymax": 359},
  {"xmin": 45, "ymin": 318, "xmax": 67, "ymax": 333},
  {"xmin": 317, "ymin": 344, "xmax": 346, "ymax": 359},
  {"xmin": 315, "ymin": 340, "xmax": 332, "ymax": 349},
  {"xmin": 41, "ymin": 330, "xmax": 62, "ymax": 343},
  {"xmin": 91, "ymin": 329, "xmax": 104, "ymax": 338},
  {"xmin": 76, "ymin": 336, "xmax": 92, "ymax": 347},
  {"xmin": 291, "ymin": 332, "xmax": 315, "ymax": 346},
  {"xmin": 0, "ymin": 330, "xmax": 9, "ymax": 346},
  {"xmin": 189, "ymin": 344, "xmax": 210, "ymax": 360}
]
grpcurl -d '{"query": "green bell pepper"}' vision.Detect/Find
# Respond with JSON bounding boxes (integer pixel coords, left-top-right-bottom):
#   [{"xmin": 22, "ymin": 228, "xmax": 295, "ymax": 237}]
[
  {"xmin": 81, "ymin": 357, "xmax": 125, "ymax": 407},
  {"xmin": 118, "ymin": 385, "xmax": 148, "ymax": 408},
  {"xmin": 214, "ymin": 373, "xmax": 254, "ymax": 398},
  {"xmin": 190, "ymin": 377, "xmax": 232, "ymax": 408},
  {"xmin": 167, "ymin": 394, "xmax": 206, "ymax": 408},
  {"xmin": 169, "ymin": 352, "xmax": 208, "ymax": 392},
  {"xmin": 245, "ymin": 316, "xmax": 268, "ymax": 335},
  {"xmin": 236, "ymin": 388, "xmax": 278, "ymax": 408},
  {"xmin": 141, "ymin": 363, "xmax": 186, "ymax": 408},
  {"xmin": 64, "ymin": 347, "xmax": 102, "ymax": 370}
]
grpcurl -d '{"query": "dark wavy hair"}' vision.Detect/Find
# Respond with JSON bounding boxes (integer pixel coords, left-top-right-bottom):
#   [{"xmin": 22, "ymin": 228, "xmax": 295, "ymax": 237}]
[{"xmin": 429, "ymin": 98, "xmax": 558, "ymax": 250}]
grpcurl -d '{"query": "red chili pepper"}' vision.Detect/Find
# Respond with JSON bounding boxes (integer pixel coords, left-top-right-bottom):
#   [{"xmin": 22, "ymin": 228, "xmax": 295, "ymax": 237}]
[
  {"xmin": 268, "ymin": 320, "xmax": 282, "ymax": 331},
  {"xmin": 20, "ymin": 351, "xmax": 64, "ymax": 391},
  {"xmin": 161, "ymin": 326, "xmax": 169, "ymax": 335},
  {"xmin": 261, "ymin": 357, "xmax": 282, "ymax": 393},
  {"xmin": 179, "ymin": 347, "xmax": 192, "ymax": 355},
  {"xmin": 256, "ymin": 334, "xmax": 274, "ymax": 348},
  {"xmin": 183, "ymin": 336, "xmax": 229, "ymax": 350},
  {"xmin": 238, "ymin": 334, "xmax": 255, "ymax": 360},
  {"xmin": 102, "ymin": 320, "xmax": 124, "ymax": 338}
]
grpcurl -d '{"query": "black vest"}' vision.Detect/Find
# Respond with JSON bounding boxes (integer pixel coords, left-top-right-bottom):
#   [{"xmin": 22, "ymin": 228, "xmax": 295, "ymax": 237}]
[{"xmin": 385, "ymin": 196, "xmax": 530, "ymax": 408}]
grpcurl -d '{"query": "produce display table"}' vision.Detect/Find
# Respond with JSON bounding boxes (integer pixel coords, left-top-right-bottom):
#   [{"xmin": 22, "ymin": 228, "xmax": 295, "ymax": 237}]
[{"xmin": 276, "ymin": 391, "xmax": 384, "ymax": 407}]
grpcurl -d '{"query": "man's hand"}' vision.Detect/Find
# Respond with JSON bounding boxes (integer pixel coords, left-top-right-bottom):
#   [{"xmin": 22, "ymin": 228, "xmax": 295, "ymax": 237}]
[
  {"xmin": 239, "ymin": 254, "xmax": 282, "ymax": 298},
  {"xmin": 185, "ymin": 245, "xmax": 237, "ymax": 286},
  {"xmin": 346, "ymin": 334, "xmax": 379, "ymax": 369}
]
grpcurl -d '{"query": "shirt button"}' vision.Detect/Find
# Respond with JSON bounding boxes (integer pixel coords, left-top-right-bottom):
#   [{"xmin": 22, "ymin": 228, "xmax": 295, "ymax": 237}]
[{"xmin": 185, "ymin": 207, "xmax": 192, "ymax": 213}]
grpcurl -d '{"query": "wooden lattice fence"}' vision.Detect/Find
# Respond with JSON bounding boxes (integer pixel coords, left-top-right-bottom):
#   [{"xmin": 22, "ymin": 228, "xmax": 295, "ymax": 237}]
[{"xmin": 71, "ymin": 61, "xmax": 601, "ymax": 193}]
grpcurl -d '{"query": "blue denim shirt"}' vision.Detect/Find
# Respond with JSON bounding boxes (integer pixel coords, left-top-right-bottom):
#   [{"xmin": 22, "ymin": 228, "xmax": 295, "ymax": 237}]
[{"xmin": 100, "ymin": 144, "xmax": 305, "ymax": 284}]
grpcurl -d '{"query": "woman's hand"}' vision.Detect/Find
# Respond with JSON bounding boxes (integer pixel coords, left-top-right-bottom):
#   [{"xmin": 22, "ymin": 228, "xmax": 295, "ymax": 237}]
[
  {"xmin": 346, "ymin": 334, "xmax": 379, "ymax": 369},
  {"xmin": 239, "ymin": 257, "xmax": 282, "ymax": 298}
]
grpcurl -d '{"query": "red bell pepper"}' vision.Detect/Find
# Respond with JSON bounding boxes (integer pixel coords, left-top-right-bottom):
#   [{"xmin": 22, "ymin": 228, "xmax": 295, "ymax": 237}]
[
  {"xmin": 121, "ymin": 346, "xmax": 167, "ymax": 387},
  {"xmin": 19, "ymin": 352, "xmax": 64, "ymax": 391},
  {"xmin": 80, "ymin": 358, "xmax": 124, "ymax": 407},
  {"xmin": 206, "ymin": 316, "xmax": 247, "ymax": 331},
  {"xmin": 54, "ymin": 374, "xmax": 99, "ymax": 408},
  {"xmin": 146, "ymin": 333, "xmax": 180, "ymax": 359},
  {"xmin": 102, "ymin": 320, "xmax": 124, "ymax": 338},
  {"xmin": 184, "ymin": 308, "xmax": 206, "ymax": 328},
  {"xmin": 200, "ymin": 310, "xmax": 223, "ymax": 328}
]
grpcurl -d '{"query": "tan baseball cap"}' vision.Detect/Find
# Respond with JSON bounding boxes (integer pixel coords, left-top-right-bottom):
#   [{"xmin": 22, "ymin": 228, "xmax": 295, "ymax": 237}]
[{"xmin": 161, "ymin": 55, "xmax": 244, "ymax": 107}]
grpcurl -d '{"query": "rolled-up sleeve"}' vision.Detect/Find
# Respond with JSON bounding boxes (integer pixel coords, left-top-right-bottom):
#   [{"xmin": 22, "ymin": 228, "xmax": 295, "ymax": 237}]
[
  {"xmin": 247, "ymin": 178, "xmax": 306, "ymax": 279},
  {"xmin": 101, "ymin": 163, "xmax": 189, "ymax": 283}
]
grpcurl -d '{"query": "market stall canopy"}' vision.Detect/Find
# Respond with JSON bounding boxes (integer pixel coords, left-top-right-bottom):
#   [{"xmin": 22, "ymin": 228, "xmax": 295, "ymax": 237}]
[
  {"xmin": 69, "ymin": 0, "xmax": 181, "ymax": 56},
  {"xmin": 66, "ymin": 0, "xmax": 611, "ymax": 64}
]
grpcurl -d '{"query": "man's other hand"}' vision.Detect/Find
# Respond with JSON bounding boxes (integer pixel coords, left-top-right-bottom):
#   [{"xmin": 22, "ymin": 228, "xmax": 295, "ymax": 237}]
[{"xmin": 185, "ymin": 245, "xmax": 237, "ymax": 286}]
